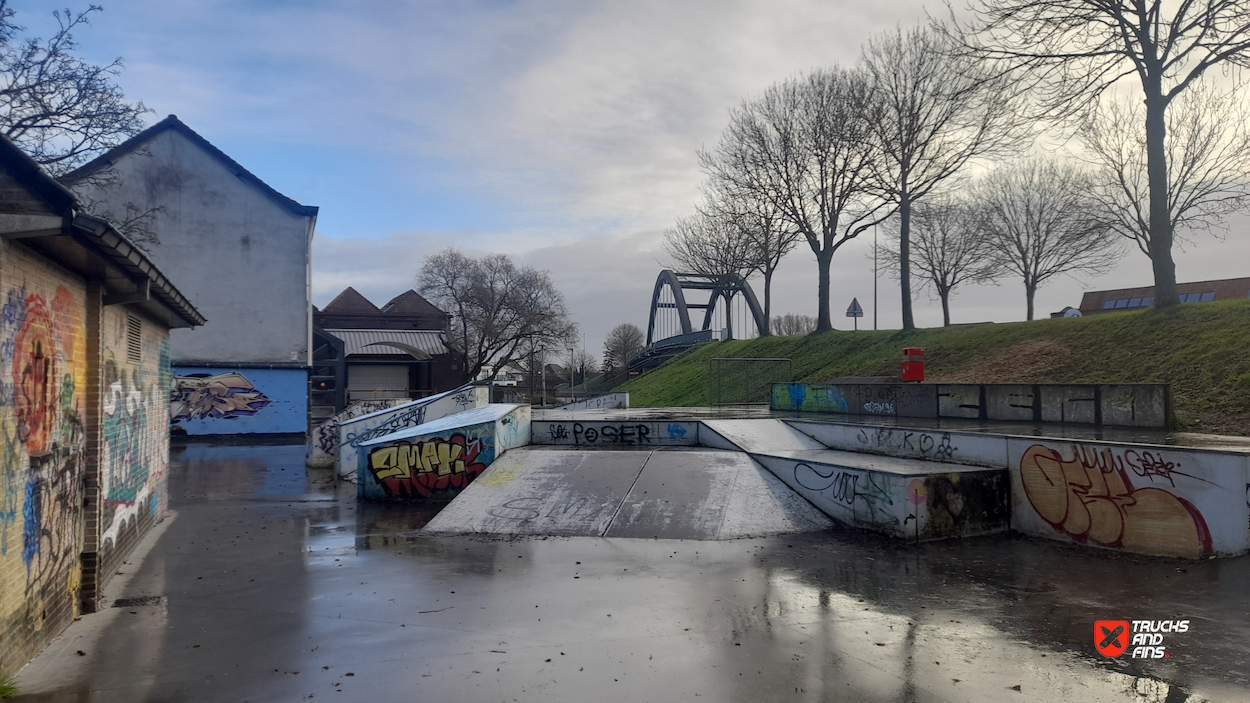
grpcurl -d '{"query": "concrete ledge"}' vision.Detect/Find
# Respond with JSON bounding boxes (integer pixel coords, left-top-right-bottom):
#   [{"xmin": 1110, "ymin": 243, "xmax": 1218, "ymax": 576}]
[
  {"xmin": 1007, "ymin": 437, "xmax": 1249, "ymax": 558},
  {"xmin": 750, "ymin": 451, "xmax": 1009, "ymax": 541},
  {"xmin": 357, "ymin": 404, "xmax": 530, "ymax": 501},
  {"xmin": 530, "ymin": 419, "xmax": 699, "ymax": 446},
  {"xmin": 336, "ymin": 384, "xmax": 489, "ymax": 477}
]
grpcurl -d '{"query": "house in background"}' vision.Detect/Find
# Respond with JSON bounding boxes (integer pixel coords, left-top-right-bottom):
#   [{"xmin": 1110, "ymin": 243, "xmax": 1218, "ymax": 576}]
[
  {"xmin": 0, "ymin": 134, "xmax": 204, "ymax": 677},
  {"xmin": 61, "ymin": 115, "xmax": 317, "ymax": 436},
  {"xmin": 311, "ymin": 287, "xmax": 464, "ymax": 419},
  {"xmin": 1077, "ymin": 277, "xmax": 1250, "ymax": 315}
]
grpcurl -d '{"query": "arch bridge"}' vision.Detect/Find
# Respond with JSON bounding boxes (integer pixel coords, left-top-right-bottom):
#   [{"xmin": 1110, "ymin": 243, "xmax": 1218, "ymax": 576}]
[{"xmin": 645, "ymin": 270, "xmax": 767, "ymax": 346}]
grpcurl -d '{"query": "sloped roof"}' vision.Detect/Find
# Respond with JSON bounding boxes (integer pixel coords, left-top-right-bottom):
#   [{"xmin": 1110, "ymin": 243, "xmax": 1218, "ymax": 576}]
[
  {"xmin": 323, "ymin": 329, "xmax": 448, "ymax": 357},
  {"xmin": 61, "ymin": 115, "xmax": 318, "ymax": 218},
  {"xmin": 381, "ymin": 289, "xmax": 447, "ymax": 317},
  {"xmin": 321, "ymin": 287, "xmax": 380, "ymax": 314},
  {"xmin": 0, "ymin": 134, "xmax": 205, "ymax": 328}
]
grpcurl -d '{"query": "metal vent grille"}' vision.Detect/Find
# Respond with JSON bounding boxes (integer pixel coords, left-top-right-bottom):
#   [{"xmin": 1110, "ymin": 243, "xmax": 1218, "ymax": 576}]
[{"xmin": 126, "ymin": 313, "xmax": 142, "ymax": 364}]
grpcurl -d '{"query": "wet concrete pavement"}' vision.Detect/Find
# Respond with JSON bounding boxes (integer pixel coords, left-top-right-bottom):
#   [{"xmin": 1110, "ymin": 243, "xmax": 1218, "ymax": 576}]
[{"xmin": 13, "ymin": 441, "xmax": 1250, "ymax": 702}]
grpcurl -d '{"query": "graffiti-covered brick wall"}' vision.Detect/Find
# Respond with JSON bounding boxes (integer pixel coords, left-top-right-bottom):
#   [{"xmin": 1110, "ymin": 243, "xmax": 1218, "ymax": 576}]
[
  {"xmin": 94, "ymin": 304, "xmax": 172, "ymax": 589},
  {"xmin": 170, "ymin": 367, "xmax": 307, "ymax": 435},
  {"xmin": 0, "ymin": 242, "xmax": 89, "ymax": 677}
]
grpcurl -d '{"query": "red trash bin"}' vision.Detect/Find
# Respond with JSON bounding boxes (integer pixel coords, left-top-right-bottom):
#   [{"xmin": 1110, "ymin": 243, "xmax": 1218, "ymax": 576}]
[{"xmin": 901, "ymin": 347, "xmax": 925, "ymax": 382}]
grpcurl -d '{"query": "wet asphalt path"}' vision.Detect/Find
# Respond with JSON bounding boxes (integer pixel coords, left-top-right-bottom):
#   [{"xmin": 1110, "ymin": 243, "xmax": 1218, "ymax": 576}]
[{"xmin": 11, "ymin": 441, "xmax": 1250, "ymax": 702}]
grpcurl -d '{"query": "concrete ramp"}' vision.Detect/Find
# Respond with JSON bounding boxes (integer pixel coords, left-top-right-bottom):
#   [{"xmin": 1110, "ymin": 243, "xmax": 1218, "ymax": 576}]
[
  {"xmin": 424, "ymin": 447, "xmax": 832, "ymax": 540},
  {"xmin": 700, "ymin": 419, "xmax": 825, "ymax": 453}
]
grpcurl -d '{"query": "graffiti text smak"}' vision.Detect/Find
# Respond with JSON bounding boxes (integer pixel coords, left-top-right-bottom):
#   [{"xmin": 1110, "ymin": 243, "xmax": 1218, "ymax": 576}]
[{"xmin": 368, "ymin": 434, "xmax": 487, "ymax": 499}]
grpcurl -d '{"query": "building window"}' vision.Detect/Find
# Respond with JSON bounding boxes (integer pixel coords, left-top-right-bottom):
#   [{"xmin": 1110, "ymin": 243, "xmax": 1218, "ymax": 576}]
[
  {"xmin": 1103, "ymin": 300, "xmax": 1116, "ymax": 309},
  {"xmin": 1200, "ymin": 292, "xmax": 1215, "ymax": 302},
  {"xmin": 1115, "ymin": 299, "xmax": 1129, "ymax": 308},
  {"xmin": 1128, "ymin": 298, "xmax": 1141, "ymax": 307},
  {"xmin": 1143, "ymin": 297, "xmax": 1154, "ymax": 306},
  {"xmin": 127, "ymin": 313, "xmax": 142, "ymax": 364}
]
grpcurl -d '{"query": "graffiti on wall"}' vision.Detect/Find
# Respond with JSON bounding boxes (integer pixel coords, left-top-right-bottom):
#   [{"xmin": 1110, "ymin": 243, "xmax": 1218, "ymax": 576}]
[
  {"xmin": 791, "ymin": 462, "xmax": 899, "ymax": 528},
  {"xmin": 312, "ymin": 400, "xmax": 406, "ymax": 456},
  {"xmin": 0, "ymin": 286, "xmax": 86, "ymax": 606},
  {"xmin": 170, "ymin": 372, "xmax": 271, "ymax": 422},
  {"xmin": 367, "ymin": 433, "xmax": 489, "ymax": 499},
  {"xmin": 775, "ymin": 383, "xmax": 850, "ymax": 414},
  {"xmin": 855, "ymin": 427, "xmax": 958, "ymax": 462},
  {"xmin": 538, "ymin": 421, "xmax": 695, "ymax": 445},
  {"xmin": 1019, "ymin": 444, "xmax": 1214, "ymax": 558},
  {"xmin": 97, "ymin": 315, "xmax": 169, "ymax": 562},
  {"xmin": 343, "ymin": 404, "xmax": 427, "ymax": 449}
]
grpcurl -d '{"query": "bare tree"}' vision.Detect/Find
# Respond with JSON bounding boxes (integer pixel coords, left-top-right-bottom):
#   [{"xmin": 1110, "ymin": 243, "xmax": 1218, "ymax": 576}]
[
  {"xmin": 771, "ymin": 313, "xmax": 818, "ymax": 336},
  {"xmin": 863, "ymin": 24, "xmax": 1026, "ymax": 331},
  {"xmin": 418, "ymin": 248, "xmax": 576, "ymax": 381},
  {"xmin": 878, "ymin": 197, "xmax": 1000, "ymax": 326},
  {"xmin": 703, "ymin": 183, "xmax": 802, "ymax": 336},
  {"xmin": 974, "ymin": 159, "xmax": 1119, "ymax": 320},
  {"xmin": 662, "ymin": 207, "xmax": 754, "ymax": 339},
  {"xmin": 1080, "ymin": 84, "xmax": 1250, "ymax": 259},
  {"xmin": 950, "ymin": 0, "xmax": 1250, "ymax": 309},
  {"xmin": 565, "ymin": 347, "xmax": 599, "ymax": 388},
  {"xmin": 0, "ymin": 2, "xmax": 148, "ymax": 175},
  {"xmin": 602, "ymin": 323, "xmax": 644, "ymax": 374},
  {"xmin": 703, "ymin": 67, "xmax": 892, "ymax": 332}
]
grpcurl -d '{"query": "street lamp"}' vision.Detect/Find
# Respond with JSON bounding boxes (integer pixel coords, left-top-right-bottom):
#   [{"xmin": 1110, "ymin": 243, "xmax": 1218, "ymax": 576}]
[
  {"xmin": 538, "ymin": 343, "xmax": 546, "ymax": 407},
  {"xmin": 568, "ymin": 347, "xmax": 575, "ymax": 403}
]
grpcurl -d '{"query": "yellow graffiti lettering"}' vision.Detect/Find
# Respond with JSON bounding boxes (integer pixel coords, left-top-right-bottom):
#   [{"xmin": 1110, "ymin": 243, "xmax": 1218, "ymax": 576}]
[{"xmin": 370, "ymin": 447, "xmax": 406, "ymax": 481}]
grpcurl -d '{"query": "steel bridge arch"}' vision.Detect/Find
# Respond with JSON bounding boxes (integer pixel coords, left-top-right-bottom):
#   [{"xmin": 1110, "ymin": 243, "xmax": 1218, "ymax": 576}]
[{"xmin": 645, "ymin": 270, "xmax": 767, "ymax": 345}]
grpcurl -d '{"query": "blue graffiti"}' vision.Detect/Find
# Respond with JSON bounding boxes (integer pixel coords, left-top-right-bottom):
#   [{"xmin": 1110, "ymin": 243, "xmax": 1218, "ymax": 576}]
[
  {"xmin": 787, "ymin": 384, "xmax": 806, "ymax": 409},
  {"xmin": 666, "ymin": 423, "xmax": 687, "ymax": 439},
  {"xmin": 22, "ymin": 470, "xmax": 38, "ymax": 574},
  {"xmin": 824, "ymin": 386, "xmax": 849, "ymax": 413}
]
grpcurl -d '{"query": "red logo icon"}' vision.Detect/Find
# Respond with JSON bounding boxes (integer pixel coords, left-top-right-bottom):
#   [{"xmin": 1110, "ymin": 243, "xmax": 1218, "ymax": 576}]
[{"xmin": 1095, "ymin": 620, "xmax": 1130, "ymax": 658}]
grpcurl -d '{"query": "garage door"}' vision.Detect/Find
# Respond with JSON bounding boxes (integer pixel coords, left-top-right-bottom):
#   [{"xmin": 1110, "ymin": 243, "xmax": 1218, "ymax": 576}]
[{"xmin": 347, "ymin": 364, "xmax": 409, "ymax": 400}]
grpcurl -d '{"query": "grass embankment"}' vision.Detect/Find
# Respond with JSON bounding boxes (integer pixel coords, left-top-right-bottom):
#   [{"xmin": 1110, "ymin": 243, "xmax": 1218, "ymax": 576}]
[{"xmin": 618, "ymin": 299, "xmax": 1250, "ymax": 435}]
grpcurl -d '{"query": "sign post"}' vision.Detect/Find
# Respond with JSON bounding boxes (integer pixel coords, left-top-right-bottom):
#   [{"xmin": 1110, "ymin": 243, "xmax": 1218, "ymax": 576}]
[{"xmin": 846, "ymin": 297, "xmax": 864, "ymax": 331}]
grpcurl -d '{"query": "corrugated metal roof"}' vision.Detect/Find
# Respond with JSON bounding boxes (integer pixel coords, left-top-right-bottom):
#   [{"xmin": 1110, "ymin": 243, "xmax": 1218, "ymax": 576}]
[{"xmin": 325, "ymin": 329, "xmax": 448, "ymax": 357}]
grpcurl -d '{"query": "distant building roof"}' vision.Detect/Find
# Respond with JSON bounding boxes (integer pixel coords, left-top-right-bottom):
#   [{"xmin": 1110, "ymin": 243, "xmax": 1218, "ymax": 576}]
[
  {"xmin": 381, "ymin": 290, "xmax": 446, "ymax": 318},
  {"xmin": 1079, "ymin": 277, "xmax": 1250, "ymax": 314},
  {"xmin": 323, "ymin": 329, "xmax": 449, "ymax": 358},
  {"xmin": 0, "ymin": 133, "xmax": 205, "ymax": 328},
  {"xmin": 61, "ymin": 115, "xmax": 318, "ymax": 219},
  {"xmin": 321, "ymin": 287, "xmax": 381, "ymax": 314}
]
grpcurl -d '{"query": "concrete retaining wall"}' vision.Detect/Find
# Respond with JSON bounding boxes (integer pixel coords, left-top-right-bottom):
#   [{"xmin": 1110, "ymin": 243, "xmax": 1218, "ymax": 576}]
[
  {"xmin": 358, "ymin": 404, "xmax": 530, "ymax": 501},
  {"xmin": 531, "ymin": 420, "xmax": 699, "ymax": 446},
  {"xmin": 1007, "ymin": 438, "xmax": 1250, "ymax": 558},
  {"xmin": 556, "ymin": 393, "xmax": 629, "ymax": 410},
  {"xmin": 786, "ymin": 420, "xmax": 1009, "ymax": 469},
  {"xmin": 337, "ymin": 384, "xmax": 489, "ymax": 478},
  {"xmin": 773, "ymin": 382, "xmax": 1171, "ymax": 428}
]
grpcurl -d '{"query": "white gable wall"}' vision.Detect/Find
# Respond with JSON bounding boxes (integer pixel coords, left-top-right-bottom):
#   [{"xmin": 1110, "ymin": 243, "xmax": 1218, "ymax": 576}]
[{"xmin": 71, "ymin": 128, "xmax": 314, "ymax": 365}]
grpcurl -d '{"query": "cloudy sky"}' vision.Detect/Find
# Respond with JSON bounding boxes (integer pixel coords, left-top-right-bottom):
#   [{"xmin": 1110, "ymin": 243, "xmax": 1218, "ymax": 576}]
[{"xmin": 27, "ymin": 0, "xmax": 1250, "ymax": 357}]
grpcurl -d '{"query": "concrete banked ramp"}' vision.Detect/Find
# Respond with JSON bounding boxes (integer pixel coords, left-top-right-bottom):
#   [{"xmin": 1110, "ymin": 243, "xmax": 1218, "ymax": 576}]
[
  {"xmin": 424, "ymin": 447, "xmax": 833, "ymax": 539},
  {"xmin": 701, "ymin": 420, "xmax": 1010, "ymax": 542}
]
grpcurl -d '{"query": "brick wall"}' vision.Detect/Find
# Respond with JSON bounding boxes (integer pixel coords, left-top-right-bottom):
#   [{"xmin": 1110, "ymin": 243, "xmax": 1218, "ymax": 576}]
[
  {"xmin": 0, "ymin": 239, "xmax": 173, "ymax": 677},
  {"xmin": 0, "ymin": 240, "xmax": 90, "ymax": 677},
  {"xmin": 93, "ymin": 303, "xmax": 171, "ymax": 593}
]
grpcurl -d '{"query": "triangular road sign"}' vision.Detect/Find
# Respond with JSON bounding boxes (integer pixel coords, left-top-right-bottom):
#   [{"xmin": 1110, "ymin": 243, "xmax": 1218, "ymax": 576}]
[{"xmin": 846, "ymin": 297, "xmax": 864, "ymax": 318}]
